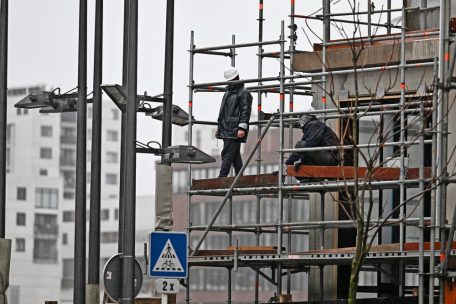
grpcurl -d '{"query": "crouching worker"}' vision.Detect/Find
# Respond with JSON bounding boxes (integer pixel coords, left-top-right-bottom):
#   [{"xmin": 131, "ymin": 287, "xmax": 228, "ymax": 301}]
[{"xmin": 285, "ymin": 113, "xmax": 340, "ymax": 178}]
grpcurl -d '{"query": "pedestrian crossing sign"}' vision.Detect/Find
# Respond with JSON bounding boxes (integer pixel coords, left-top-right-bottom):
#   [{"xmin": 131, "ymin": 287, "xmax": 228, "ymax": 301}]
[{"xmin": 149, "ymin": 231, "xmax": 188, "ymax": 278}]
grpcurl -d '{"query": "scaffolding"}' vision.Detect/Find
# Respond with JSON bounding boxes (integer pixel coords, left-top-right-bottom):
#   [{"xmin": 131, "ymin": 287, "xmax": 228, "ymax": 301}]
[{"xmin": 184, "ymin": 1, "xmax": 456, "ymax": 303}]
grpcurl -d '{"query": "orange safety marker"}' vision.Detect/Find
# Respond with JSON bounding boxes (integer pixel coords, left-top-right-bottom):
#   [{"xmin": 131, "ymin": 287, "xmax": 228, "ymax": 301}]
[
  {"xmin": 259, "ymin": 3, "xmax": 263, "ymax": 10},
  {"xmin": 322, "ymin": 96, "xmax": 327, "ymax": 103},
  {"xmin": 280, "ymin": 93, "xmax": 285, "ymax": 102},
  {"xmin": 258, "ymin": 105, "xmax": 262, "ymax": 111},
  {"xmin": 445, "ymin": 52, "xmax": 450, "ymax": 62},
  {"xmin": 291, "ymin": 0, "xmax": 295, "ymax": 5},
  {"xmin": 400, "ymin": 83, "xmax": 406, "ymax": 90},
  {"xmin": 189, "ymin": 101, "xmax": 193, "ymax": 107}
]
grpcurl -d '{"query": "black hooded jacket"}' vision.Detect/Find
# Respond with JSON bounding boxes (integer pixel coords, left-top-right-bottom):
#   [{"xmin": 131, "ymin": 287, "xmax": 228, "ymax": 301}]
[
  {"xmin": 216, "ymin": 83, "xmax": 253, "ymax": 142},
  {"xmin": 286, "ymin": 116, "xmax": 341, "ymax": 165}
]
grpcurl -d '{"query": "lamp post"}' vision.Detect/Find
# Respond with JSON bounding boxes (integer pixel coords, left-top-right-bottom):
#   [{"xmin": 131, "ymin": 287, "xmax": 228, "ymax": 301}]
[
  {"xmin": 121, "ymin": 0, "xmax": 138, "ymax": 302},
  {"xmin": 0, "ymin": 0, "xmax": 8, "ymax": 238},
  {"xmin": 162, "ymin": 0, "xmax": 174, "ymax": 154},
  {"xmin": 87, "ymin": 0, "xmax": 103, "ymax": 302},
  {"xmin": 74, "ymin": 0, "xmax": 88, "ymax": 302}
]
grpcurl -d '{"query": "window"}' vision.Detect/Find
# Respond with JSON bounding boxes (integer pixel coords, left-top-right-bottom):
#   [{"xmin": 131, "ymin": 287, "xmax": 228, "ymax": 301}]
[
  {"xmin": 63, "ymin": 211, "xmax": 75, "ymax": 222},
  {"xmin": 106, "ymin": 152, "xmax": 118, "ymax": 163},
  {"xmin": 35, "ymin": 188, "xmax": 59, "ymax": 209},
  {"xmin": 60, "ymin": 148, "xmax": 75, "ymax": 166},
  {"xmin": 101, "ymin": 209, "xmax": 110, "ymax": 221},
  {"xmin": 63, "ymin": 192, "xmax": 74, "ymax": 200},
  {"xmin": 34, "ymin": 214, "xmax": 58, "ymax": 235},
  {"xmin": 17, "ymin": 187, "xmax": 26, "ymax": 200},
  {"xmin": 112, "ymin": 109, "xmax": 119, "ymax": 120},
  {"xmin": 16, "ymin": 108, "xmax": 21, "ymax": 116},
  {"xmin": 88, "ymin": 107, "xmax": 93, "ymax": 119},
  {"xmin": 106, "ymin": 130, "xmax": 118, "ymax": 142},
  {"xmin": 62, "ymin": 233, "xmax": 68, "ymax": 245},
  {"xmin": 40, "ymin": 147, "xmax": 52, "ymax": 159},
  {"xmin": 61, "ymin": 112, "xmax": 77, "ymax": 123},
  {"xmin": 39, "ymin": 169, "xmax": 48, "ymax": 176},
  {"xmin": 8, "ymin": 285, "xmax": 20, "ymax": 304},
  {"xmin": 61, "ymin": 126, "xmax": 76, "ymax": 144},
  {"xmin": 106, "ymin": 174, "xmax": 118, "ymax": 185},
  {"xmin": 114, "ymin": 208, "xmax": 119, "ymax": 220},
  {"xmin": 16, "ymin": 213, "xmax": 26, "ymax": 226},
  {"xmin": 33, "ymin": 239, "xmax": 58, "ymax": 262},
  {"xmin": 15, "ymin": 238, "xmax": 25, "ymax": 252},
  {"xmin": 40, "ymin": 126, "xmax": 53, "ymax": 137},
  {"xmin": 101, "ymin": 231, "xmax": 118, "ymax": 243},
  {"xmin": 8, "ymin": 87, "xmax": 27, "ymax": 95},
  {"xmin": 23, "ymin": 109, "xmax": 28, "ymax": 115},
  {"xmin": 62, "ymin": 171, "xmax": 75, "ymax": 188}
]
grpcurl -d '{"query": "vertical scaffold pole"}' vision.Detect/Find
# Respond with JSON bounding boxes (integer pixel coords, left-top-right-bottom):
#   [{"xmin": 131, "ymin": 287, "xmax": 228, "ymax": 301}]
[
  {"xmin": 418, "ymin": 100, "xmax": 425, "ymax": 304},
  {"xmin": 387, "ymin": 0, "xmax": 392, "ymax": 35},
  {"xmin": 286, "ymin": 0, "xmax": 296, "ymax": 296},
  {"xmin": 398, "ymin": 4, "xmax": 406, "ymax": 297},
  {"xmin": 0, "ymin": 0, "xmax": 8, "ymax": 239},
  {"xmin": 74, "ymin": 0, "xmax": 88, "ymax": 302},
  {"xmin": 322, "ymin": 0, "xmax": 330, "ymax": 117},
  {"xmin": 277, "ymin": 20, "xmax": 286, "ymax": 297},
  {"xmin": 437, "ymin": 0, "xmax": 450, "ymax": 302},
  {"xmin": 255, "ymin": 0, "xmax": 264, "ymax": 301},
  {"xmin": 367, "ymin": 0, "xmax": 372, "ymax": 38},
  {"xmin": 319, "ymin": 192, "xmax": 325, "ymax": 300},
  {"xmin": 186, "ymin": 31, "xmax": 195, "ymax": 304},
  {"xmin": 227, "ymin": 34, "xmax": 235, "ymax": 304},
  {"xmin": 429, "ymin": 58, "xmax": 438, "ymax": 304}
]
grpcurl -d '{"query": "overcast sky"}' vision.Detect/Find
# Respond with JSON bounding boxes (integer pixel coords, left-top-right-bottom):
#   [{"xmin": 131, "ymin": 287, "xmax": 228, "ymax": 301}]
[{"xmin": 7, "ymin": 0, "xmax": 398, "ymax": 195}]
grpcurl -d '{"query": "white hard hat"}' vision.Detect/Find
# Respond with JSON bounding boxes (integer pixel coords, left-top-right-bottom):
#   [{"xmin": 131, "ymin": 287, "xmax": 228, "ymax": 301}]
[{"xmin": 224, "ymin": 67, "xmax": 239, "ymax": 81}]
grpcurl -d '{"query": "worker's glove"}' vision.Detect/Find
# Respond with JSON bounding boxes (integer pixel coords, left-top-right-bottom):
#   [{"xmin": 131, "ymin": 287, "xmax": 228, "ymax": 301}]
[{"xmin": 293, "ymin": 159, "xmax": 303, "ymax": 172}]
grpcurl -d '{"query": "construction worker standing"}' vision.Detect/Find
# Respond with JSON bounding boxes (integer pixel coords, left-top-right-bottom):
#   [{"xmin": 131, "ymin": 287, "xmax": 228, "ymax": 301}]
[{"xmin": 216, "ymin": 67, "xmax": 253, "ymax": 177}]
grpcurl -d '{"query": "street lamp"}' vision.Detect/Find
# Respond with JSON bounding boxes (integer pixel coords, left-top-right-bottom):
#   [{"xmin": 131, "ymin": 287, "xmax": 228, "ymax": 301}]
[
  {"xmin": 101, "ymin": 84, "xmax": 164, "ymax": 112},
  {"xmin": 14, "ymin": 88, "xmax": 92, "ymax": 113},
  {"xmin": 147, "ymin": 104, "xmax": 191, "ymax": 126},
  {"xmin": 15, "ymin": 90, "xmax": 58, "ymax": 109},
  {"xmin": 136, "ymin": 141, "xmax": 215, "ymax": 164}
]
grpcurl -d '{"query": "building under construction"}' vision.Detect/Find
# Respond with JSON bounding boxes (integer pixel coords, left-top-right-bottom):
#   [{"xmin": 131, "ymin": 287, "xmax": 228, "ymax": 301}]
[{"xmin": 177, "ymin": 0, "xmax": 456, "ymax": 303}]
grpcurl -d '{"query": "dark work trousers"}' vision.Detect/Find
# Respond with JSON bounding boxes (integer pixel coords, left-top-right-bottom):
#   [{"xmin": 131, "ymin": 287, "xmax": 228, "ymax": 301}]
[
  {"xmin": 300, "ymin": 150, "xmax": 338, "ymax": 166},
  {"xmin": 219, "ymin": 139, "xmax": 243, "ymax": 177}
]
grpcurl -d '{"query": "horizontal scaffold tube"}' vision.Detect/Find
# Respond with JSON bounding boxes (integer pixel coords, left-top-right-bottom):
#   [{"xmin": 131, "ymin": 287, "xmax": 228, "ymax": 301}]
[
  {"xmin": 188, "ymin": 178, "xmax": 436, "ymax": 195},
  {"xmin": 293, "ymin": 14, "xmax": 403, "ymax": 29},
  {"xmin": 325, "ymin": 31, "xmax": 439, "ymax": 47},
  {"xmin": 281, "ymin": 100, "xmax": 433, "ymax": 117},
  {"xmin": 283, "ymin": 139, "xmax": 433, "ymax": 153},
  {"xmin": 188, "ymin": 217, "xmax": 430, "ymax": 231},
  {"xmin": 316, "ymin": 6, "xmax": 417, "ymax": 17},
  {"xmin": 192, "ymin": 39, "xmax": 283, "ymax": 53},
  {"xmin": 191, "ymin": 61, "xmax": 434, "ymax": 89}
]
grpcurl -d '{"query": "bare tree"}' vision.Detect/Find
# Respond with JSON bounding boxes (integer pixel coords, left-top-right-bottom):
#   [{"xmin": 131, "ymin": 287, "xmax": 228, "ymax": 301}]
[{"xmin": 296, "ymin": 1, "xmax": 456, "ymax": 303}]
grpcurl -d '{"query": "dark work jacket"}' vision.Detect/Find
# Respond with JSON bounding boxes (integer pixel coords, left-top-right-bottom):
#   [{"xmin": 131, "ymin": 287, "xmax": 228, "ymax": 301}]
[
  {"xmin": 216, "ymin": 83, "xmax": 253, "ymax": 142},
  {"xmin": 286, "ymin": 118, "xmax": 341, "ymax": 165}
]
